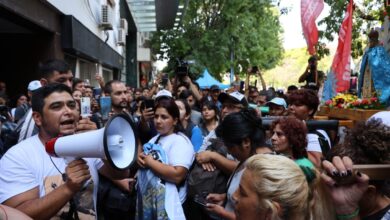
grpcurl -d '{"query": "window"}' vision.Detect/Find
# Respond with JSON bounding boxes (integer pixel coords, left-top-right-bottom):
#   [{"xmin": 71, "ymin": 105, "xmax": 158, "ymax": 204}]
[{"xmin": 102, "ymin": 68, "xmax": 113, "ymax": 83}]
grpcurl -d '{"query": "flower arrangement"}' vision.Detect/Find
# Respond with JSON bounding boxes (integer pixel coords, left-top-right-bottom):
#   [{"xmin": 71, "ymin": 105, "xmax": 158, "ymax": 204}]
[{"xmin": 324, "ymin": 93, "xmax": 385, "ymax": 109}]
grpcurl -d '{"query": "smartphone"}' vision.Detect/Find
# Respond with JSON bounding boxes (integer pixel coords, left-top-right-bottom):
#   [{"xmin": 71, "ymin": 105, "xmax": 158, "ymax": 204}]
[
  {"xmin": 239, "ymin": 81, "xmax": 244, "ymax": 92},
  {"xmin": 193, "ymin": 196, "xmax": 207, "ymax": 207},
  {"xmin": 100, "ymin": 96, "xmax": 111, "ymax": 120},
  {"xmin": 80, "ymin": 97, "xmax": 91, "ymax": 118},
  {"xmin": 143, "ymin": 99, "xmax": 155, "ymax": 110},
  {"xmin": 161, "ymin": 74, "xmax": 168, "ymax": 86},
  {"xmin": 93, "ymin": 88, "xmax": 101, "ymax": 100}
]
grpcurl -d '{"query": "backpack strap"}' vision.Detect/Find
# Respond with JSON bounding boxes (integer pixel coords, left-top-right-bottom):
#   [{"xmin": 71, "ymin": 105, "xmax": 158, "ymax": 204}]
[
  {"xmin": 226, "ymin": 160, "xmax": 246, "ymax": 191},
  {"xmin": 311, "ymin": 130, "xmax": 330, "ymax": 157},
  {"xmin": 154, "ymin": 135, "xmax": 162, "ymax": 145}
]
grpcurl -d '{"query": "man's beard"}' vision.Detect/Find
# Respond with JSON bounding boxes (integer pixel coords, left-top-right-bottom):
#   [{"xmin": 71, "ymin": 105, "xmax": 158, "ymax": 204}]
[{"xmin": 113, "ymin": 101, "xmax": 127, "ymax": 109}]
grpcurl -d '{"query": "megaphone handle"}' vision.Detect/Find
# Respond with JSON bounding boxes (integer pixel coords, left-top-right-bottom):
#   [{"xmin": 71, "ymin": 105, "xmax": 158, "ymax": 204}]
[
  {"xmin": 64, "ymin": 157, "xmax": 76, "ymax": 164},
  {"xmin": 63, "ymin": 157, "xmax": 91, "ymax": 189}
]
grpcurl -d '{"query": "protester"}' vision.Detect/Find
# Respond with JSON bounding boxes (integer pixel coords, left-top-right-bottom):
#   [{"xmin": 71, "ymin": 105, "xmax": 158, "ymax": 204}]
[
  {"xmin": 104, "ymin": 80, "xmax": 128, "ymax": 114},
  {"xmin": 175, "ymin": 99, "xmax": 203, "ymax": 151},
  {"xmin": 323, "ymin": 111, "xmax": 390, "ymax": 219},
  {"xmin": 196, "ymin": 91, "xmax": 249, "ymax": 174},
  {"xmin": 137, "ymin": 98, "xmax": 194, "ymax": 219},
  {"xmin": 286, "ymin": 85, "xmax": 298, "ymax": 97},
  {"xmin": 266, "ymin": 97, "xmax": 288, "ymax": 116},
  {"xmin": 208, "ymin": 85, "xmax": 222, "ymax": 110},
  {"xmin": 198, "ymin": 100, "xmax": 219, "ymax": 138},
  {"xmin": 0, "ymin": 83, "xmax": 128, "ymax": 219},
  {"xmin": 72, "ymin": 78, "xmax": 86, "ymax": 95},
  {"xmin": 203, "ymin": 110, "xmax": 265, "ymax": 219},
  {"xmin": 84, "ymin": 86, "xmax": 93, "ymax": 98},
  {"xmin": 233, "ymin": 154, "xmax": 312, "ymax": 219},
  {"xmin": 10, "ymin": 94, "xmax": 27, "ymax": 119},
  {"xmin": 288, "ymin": 89, "xmax": 331, "ymax": 166},
  {"xmin": 13, "ymin": 80, "xmax": 41, "ymax": 123},
  {"xmin": 17, "ymin": 59, "xmax": 74, "ymax": 143},
  {"xmin": 270, "ymin": 117, "xmax": 314, "ymax": 168},
  {"xmin": 179, "ymin": 89, "xmax": 202, "ymax": 125},
  {"xmin": 298, "ymin": 55, "xmax": 325, "ymax": 89}
]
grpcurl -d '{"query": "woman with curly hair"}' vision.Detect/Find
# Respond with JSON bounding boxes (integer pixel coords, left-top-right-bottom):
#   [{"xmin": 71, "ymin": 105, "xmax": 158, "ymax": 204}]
[
  {"xmin": 270, "ymin": 117, "xmax": 313, "ymax": 168},
  {"xmin": 323, "ymin": 112, "xmax": 390, "ymax": 219},
  {"xmin": 287, "ymin": 89, "xmax": 332, "ymax": 167}
]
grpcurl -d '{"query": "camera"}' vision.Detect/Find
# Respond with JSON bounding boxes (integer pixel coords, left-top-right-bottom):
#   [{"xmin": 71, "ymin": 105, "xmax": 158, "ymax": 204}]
[
  {"xmin": 176, "ymin": 66, "xmax": 188, "ymax": 78},
  {"xmin": 175, "ymin": 59, "xmax": 195, "ymax": 81},
  {"xmin": 251, "ymin": 66, "xmax": 259, "ymax": 74},
  {"xmin": 161, "ymin": 74, "xmax": 169, "ymax": 86}
]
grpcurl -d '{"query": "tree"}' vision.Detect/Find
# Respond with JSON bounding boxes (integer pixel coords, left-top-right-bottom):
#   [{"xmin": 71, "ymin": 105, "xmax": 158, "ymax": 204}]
[
  {"xmin": 317, "ymin": 0, "xmax": 385, "ymax": 59},
  {"xmin": 150, "ymin": 0, "xmax": 284, "ymax": 80}
]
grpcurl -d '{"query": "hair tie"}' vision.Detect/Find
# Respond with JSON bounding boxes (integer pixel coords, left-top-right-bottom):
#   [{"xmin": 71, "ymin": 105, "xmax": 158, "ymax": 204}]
[{"xmin": 298, "ymin": 165, "xmax": 316, "ymax": 183}]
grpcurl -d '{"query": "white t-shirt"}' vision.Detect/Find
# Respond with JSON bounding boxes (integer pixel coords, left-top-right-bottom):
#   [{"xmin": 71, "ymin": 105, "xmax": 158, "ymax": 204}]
[
  {"xmin": 225, "ymin": 164, "xmax": 245, "ymax": 213},
  {"xmin": 146, "ymin": 132, "xmax": 194, "ymax": 220},
  {"xmin": 147, "ymin": 132, "xmax": 195, "ymax": 203},
  {"xmin": 0, "ymin": 135, "xmax": 103, "ymax": 218},
  {"xmin": 307, "ymin": 129, "xmax": 331, "ymax": 153}
]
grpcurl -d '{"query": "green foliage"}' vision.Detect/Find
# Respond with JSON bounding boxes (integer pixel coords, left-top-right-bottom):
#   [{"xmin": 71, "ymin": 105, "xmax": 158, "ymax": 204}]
[
  {"xmin": 150, "ymin": 0, "xmax": 284, "ymax": 80},
  {"xmin": 260, "ymin": 47, "xmax": 333, "ymax": 89},
  {"xmin": 317, "ymin": 0, "xmax": 384, "ymax": 59}
]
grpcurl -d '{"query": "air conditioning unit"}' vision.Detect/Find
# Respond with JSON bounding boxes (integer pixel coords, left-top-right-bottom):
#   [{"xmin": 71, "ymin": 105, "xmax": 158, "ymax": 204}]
[
  {"xmin": 119, "ymin": 19, "xmax": 128, "ymax": 35},
  {"xmin": 117, "ymin": 28, "xmax": 126, "ymax": 46},
  {"xmin": 100, "ymin": 5, "xmax": 113, "ymax": 30}
]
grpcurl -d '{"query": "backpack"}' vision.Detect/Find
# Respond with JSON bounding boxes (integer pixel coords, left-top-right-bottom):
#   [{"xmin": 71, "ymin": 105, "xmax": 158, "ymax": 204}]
[{"xmin": 187, "ymin": 138, "xmax": 230, "ymax": 199}]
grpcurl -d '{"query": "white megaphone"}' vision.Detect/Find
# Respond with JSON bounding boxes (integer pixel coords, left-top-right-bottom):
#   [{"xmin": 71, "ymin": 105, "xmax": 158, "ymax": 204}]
[{"xmin": 45, "ymin": 113, "xmax": 138, "ymax": 170}]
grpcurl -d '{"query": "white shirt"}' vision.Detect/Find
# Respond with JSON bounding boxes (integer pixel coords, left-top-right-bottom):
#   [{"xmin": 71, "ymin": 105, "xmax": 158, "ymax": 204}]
[
  {"xmin": 0, "ymin": 135, "xmax": 103, "ymax": 218},
  {"xmin": 307, "ymin": 129, "xmax": 331, "ymax": 153}
]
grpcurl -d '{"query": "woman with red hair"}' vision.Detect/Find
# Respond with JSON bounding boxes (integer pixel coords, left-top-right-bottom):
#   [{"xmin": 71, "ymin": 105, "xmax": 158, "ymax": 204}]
[
  {"xmin": 288, "ymin": 89, "xmax": 331, "ymax": 167},
  {"xmin": 270, "ymin": 117, "xmax": 313, "ymax": 168}
]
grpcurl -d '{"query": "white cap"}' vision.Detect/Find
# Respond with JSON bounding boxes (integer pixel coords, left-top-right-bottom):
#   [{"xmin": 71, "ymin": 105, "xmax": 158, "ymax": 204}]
[
  {"xmin": 266, "ymin": 97, "xmax": 287, "ymax": 109},
  {"xmin": 27, "ymin": 80, "xmax": 42, "ymax": 91},
  {"xmin": 155, "ymin": 89, "xmax": 172, "ymax": 99},
  {"xmin": 218, "ymin": 91, "xmax": 248, "ymax": 107},
  {"xmin": 368, "ymin": 111, "xmax": 390, "ymax": 126}
]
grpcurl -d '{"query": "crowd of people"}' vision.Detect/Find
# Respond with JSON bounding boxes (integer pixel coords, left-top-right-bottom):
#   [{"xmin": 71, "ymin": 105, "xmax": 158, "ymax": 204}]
[{"xmin": 0, "ymin": 58, "xmax": 388, "ymax": 220}]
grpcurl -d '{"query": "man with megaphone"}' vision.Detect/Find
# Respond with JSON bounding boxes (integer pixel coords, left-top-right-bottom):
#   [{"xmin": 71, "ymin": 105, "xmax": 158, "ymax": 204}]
[{"xmin": 0, "ymin": 83, "xmax": 131, "ymax": 219}]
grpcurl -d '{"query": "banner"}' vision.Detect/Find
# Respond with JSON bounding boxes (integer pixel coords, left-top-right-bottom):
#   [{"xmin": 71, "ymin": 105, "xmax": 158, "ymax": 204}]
[
  {"xmin": 301, "ymin": 0, "xmax": 324, "ymax": 55},
  {"xmin": 331, "ymin": 0, "xmax": 353, "ymax": 92}
]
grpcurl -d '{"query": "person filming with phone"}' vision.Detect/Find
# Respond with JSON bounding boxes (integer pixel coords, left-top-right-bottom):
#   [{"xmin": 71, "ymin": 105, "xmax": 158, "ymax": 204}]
[{"xmin": 299, "ymin": 55, "xmax": 325, "ymax": 90}]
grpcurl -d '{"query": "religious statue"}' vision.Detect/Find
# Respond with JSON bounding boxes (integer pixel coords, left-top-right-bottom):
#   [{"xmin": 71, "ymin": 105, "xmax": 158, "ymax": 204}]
[{"xmin": 358, "ymin": 30, "xmax": 390, "ymax": 106}]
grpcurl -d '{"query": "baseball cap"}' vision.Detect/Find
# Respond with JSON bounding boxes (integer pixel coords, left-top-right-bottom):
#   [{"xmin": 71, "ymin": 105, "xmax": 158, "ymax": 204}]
[
  {"xmin": 210, "ymin": 85, "xmax": 220, "ymax": 91},
  {"xmin": 368, "ymin": 111, "xmax": 390, "ymax": 126},
  {"xmin": 218, "ymin": 91, "xmax": 248, "ymax": 107},
  {"xmin": 27, "ymin": 80, "xmax": 42, "ymax": 91},
  {"xmin": 155, "ymin": 89, "xmax": 172, "ymax": 100},
  {"xmin": 266, "ymin": 97, "xmax": 287, "ymax": 109}
]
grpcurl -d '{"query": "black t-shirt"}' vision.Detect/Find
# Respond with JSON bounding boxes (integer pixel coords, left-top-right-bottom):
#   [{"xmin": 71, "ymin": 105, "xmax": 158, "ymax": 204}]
[{"xmin": 304, "ymin": 70, "xmax": 325, "ymax": 86}]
